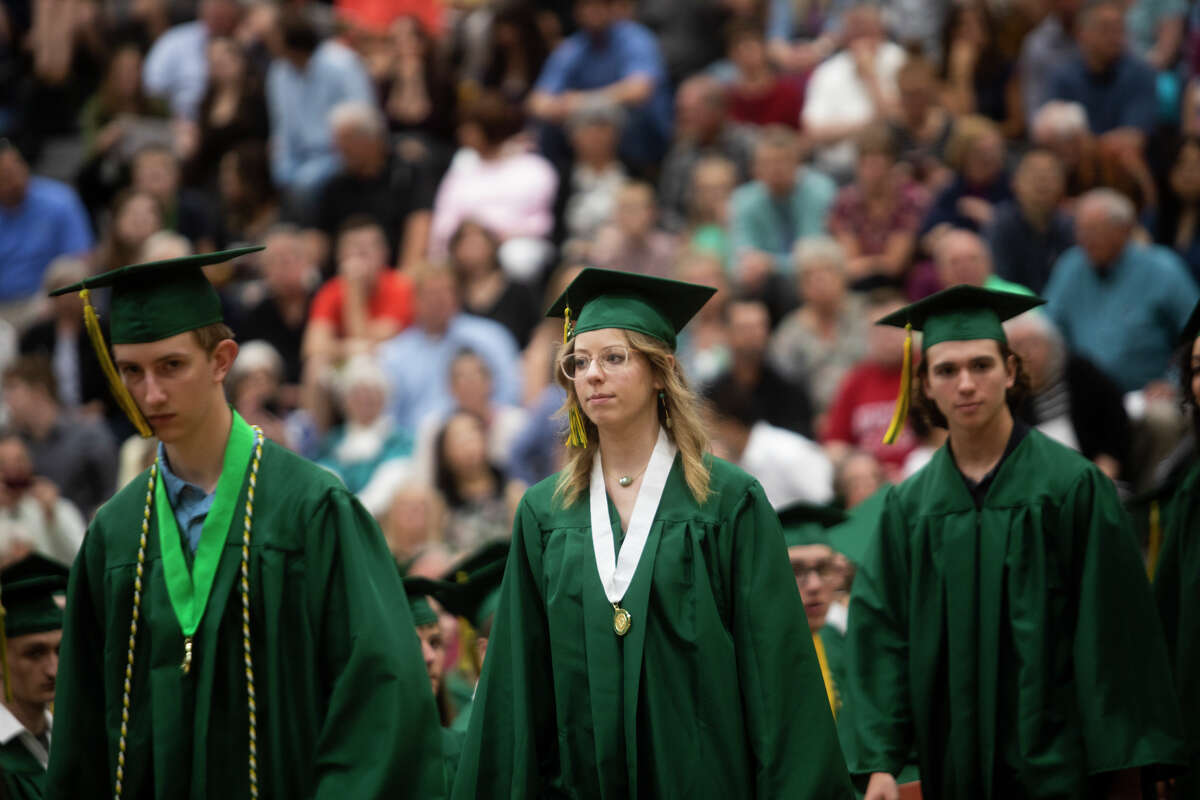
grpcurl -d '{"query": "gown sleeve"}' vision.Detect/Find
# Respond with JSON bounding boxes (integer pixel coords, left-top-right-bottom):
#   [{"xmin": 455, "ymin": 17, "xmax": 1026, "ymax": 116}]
[
  {"xmin": 838, "ymin": 487, "xmax": 915, "ymax": 782},
  {"xmin": 451, "ymin": 496, "xmax": 560, "ymax": 800},
  {"xmin": 308, "ymin": 488, "xmax": 446, "ymax": 800},
  {"xmin": 1066, "ymin": 469, "xmax": 1189, "ymax": 777},
  {"xmin": 730, "ymin": 481, "xmax": 855, "ymax": 798}
]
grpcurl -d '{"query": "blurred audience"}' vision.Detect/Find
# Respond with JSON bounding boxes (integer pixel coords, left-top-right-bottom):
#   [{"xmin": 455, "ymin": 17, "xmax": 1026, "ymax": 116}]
[
  {"xmin": 0, "ymin": 432, "xmax": 85, "ymax": 566},
  {"xmin": 433, "ymin": 410, "xmax": 523, "ymax": 551},
  {"xmin": 588, "ymin": 181, "xmax": 678, "ymax": 278},
  {"xmin": 986, "ymin": 148, "xmax": 1074, "ymax": 293}
]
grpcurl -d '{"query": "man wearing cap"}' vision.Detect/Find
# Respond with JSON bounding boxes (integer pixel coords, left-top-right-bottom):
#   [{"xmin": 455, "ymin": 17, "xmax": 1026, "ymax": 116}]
[
  {"xmin": 841, "ymin": 285, "xmax": 1187, "ymax": 800},
  {"xmin": 44, "ymin": 248, "xmax": 444, "ymax": 799},
  {"xmin": 0, "ymin": 554, "xmax": 68, "ymax": 800}
]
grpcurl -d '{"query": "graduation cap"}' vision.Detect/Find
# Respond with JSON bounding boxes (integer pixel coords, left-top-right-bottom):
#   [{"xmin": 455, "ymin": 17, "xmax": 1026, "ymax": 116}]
[
  {"xmin": 874, "ymin": 284, "xmax": 1045, "ymax": 445},
  {"xmin": 0, "ymin": 554, "xmax": 69, "ymax": 703},
  {"xmin": 546, "ymin": 268, "xmax": 716, "ymax": 445},
  {"xmin": 47, "ymin": 246, "xmax": 265, "ymax": 438},
  {"xmin": 778, "ymin": 502, "xmax": 848, "ymax": 550},
  {"xmin": 439, "ymin": 541, "xmax": 509, "ymax": 631},
  {"xmin": 403, "ymin": 576, "xmax": 441, "ymax": 628}
]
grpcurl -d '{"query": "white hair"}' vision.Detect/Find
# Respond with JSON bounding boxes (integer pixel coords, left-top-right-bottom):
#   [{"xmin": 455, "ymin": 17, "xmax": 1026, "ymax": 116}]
[
  {"xmin": 336, "ymin": 354, "xmax": 390, "ymax": 400},
  {"xmin": 1078, "ymin": 187, "xmax": 1136, "ymax": 226},
  {"xmin": 792, "ymin": 235, "xmax": 847, "ymax": 276},
  {"xmin": 1031, "ymin": 101, "xmax": 1090, "ymax": 142},
  {"xmin": 1004, "ymin": 310, "xmax": 1067, "ymax": 380},
  {"xmin": 329, "ymin": 101, "xmax": 386, "ymax": 139},
  {"xmin": 139, "ymin": 231, "xmax": 193, "ymax": 262},
  {"xmin": 231, "ymin": 339, "xmax": 284, "ymax": 381}
]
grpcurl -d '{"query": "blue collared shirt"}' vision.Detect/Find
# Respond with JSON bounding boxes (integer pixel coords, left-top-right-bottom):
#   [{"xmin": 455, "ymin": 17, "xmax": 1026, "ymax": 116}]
[{"xmin": 157, "ymin": 443, "xmax": 214, "ymax": 553}]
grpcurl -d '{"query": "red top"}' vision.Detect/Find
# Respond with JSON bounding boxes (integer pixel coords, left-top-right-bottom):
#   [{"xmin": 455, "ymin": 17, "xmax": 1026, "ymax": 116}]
[
  {"xmin": 308, "ymin": 269, "xmax": 415, "ymax": 336},
  {"xmin": 728, "ymin": 76, "xmax": 806, "ymax": 129},
  {"xmin": 822, "ymin": 361, "xmax": 918, "ymax": 471}
]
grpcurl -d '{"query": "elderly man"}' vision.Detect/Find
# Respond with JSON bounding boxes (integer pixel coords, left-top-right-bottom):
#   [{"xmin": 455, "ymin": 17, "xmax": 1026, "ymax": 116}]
[
  {"xmin": 314, "ymin": 102, "xmax": 433, "ymax": 270},
  {"xmin": 933, "ymin": 229, "xmax": 1034, "ymax": 296},
  {"xmin": 1045, "ymin": 189, "xmax": 1198, "ymax": 395},
  {"xmin": 985, "ymin": 150, "xmax": 1075, "ymax": 293}
]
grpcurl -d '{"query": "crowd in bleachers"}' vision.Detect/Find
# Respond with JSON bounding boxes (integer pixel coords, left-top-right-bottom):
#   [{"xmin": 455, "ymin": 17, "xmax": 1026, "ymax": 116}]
[{"xmin": 1, "ymin": 0, "xmax": 1198, "ymax": 573}]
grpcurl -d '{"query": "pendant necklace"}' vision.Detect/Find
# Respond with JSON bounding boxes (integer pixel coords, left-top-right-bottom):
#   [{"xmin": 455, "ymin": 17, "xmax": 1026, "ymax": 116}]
[{"xmin": 614, "ymin": 464, "xmax": 648, "ymax": 488}]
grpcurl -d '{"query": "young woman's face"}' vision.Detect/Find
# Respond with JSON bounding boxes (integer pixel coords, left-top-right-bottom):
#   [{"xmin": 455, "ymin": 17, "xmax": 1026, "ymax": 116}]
[
  {"xmin": 115, "ymin": 193, "xmax": 163, "ymax": 246},
  {"xmin": 207, "ymin": 38, "xmax": 245, "ymax": 85},
  {"xmin": 568, "ymin": 328, "xmax": 661, "ymax": 433},
  {"xmin": 442, "ymin": 414, "xmax": 489, "ymax": 474}
]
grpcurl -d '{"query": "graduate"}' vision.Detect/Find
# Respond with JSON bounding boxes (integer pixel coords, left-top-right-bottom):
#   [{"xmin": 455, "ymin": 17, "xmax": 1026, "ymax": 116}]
[
  {"xmin": 0, "ymin": 555, "xmax": 69, "ymax": 800},
  {"xmin": 842, "ymin": 285, "xmax": 1188, "ymax": 800},
  {"xmin": 452, "ymin": 268, "xmax": 854, "ymax": 799},
  {"xmin": 43, "ymin": 248, "xmax": 445, "ymax": 799},
  {"xmin": 1153, "ymin": 298, "xmax": 1200, "ymax": 800}
]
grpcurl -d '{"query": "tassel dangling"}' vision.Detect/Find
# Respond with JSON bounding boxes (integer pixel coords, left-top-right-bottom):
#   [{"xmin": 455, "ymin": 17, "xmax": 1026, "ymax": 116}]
[
  {"xmin": 882, "ymin": 323, "xmax": 913, "ymax": 445},
  {"xmin": 81, "ymin": 289, "xmax": 153, "ymax": 438},
  {"xmin": 660, "ymin": 391, "xmax": 672, "ymax": 429},
  {"xmin": 562, "ymin": 303, "xmax": 588, "ymax": 447}
]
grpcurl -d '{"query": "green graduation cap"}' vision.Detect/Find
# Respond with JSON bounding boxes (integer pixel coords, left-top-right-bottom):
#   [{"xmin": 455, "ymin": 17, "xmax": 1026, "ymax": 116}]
[
  {"xmin": 439, "ymin": 541, "xmax": 509, "ymax": 631},
  {"xmin": 47, "ymin": 246, "xmax": 264, "ymax": 438},
  {"xmin": 778, "ymin": 502, "xmax": 849, "ymax": 550},
  {"xmin": 546, "ymin": 267, "xmax": 716, "ymax": 352},
  {"xmin": 874, "ymin": 284, "xmax": 1045, "ymax": 444},
  {"xmin": 0, "ymin": 554, "xmax": 69, "ymax": 703},
  {"xmin": 403, "ymin": 577, "xmax": 441, "ymax": 628}
]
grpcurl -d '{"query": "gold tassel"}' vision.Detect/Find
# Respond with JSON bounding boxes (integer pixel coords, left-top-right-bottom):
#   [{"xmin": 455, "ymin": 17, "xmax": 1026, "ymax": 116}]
[
  {"xmin": 0, "ymin": 601, "xmax": 9, "ymax": 704},
  {"xmin": 1147, "ymin": 500, "xmax": 1162, "ymax": 580},
  {"xmin": 882, "ymin": 323, "xmax": 913, "ymax": 445},
  {"xmin": 562, "ymin": 304, "xmax": 588, "ymax": 448},
  {"xmin": 80, "ymin": 289, "xmax": 153, "ymax": 438}
]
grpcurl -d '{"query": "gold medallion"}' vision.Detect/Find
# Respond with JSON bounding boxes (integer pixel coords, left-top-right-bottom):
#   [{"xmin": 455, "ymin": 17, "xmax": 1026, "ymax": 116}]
[{"xmin": 613, "ymin": 605, "xmax": 632, "ymax": 636}]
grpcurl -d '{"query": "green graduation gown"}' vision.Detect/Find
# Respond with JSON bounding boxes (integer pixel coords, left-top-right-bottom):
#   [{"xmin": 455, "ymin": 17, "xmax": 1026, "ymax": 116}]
[
  {"xmin": 1154, "ymin": 457, "xmax": 1200, "ymax": 799},
  {"xmin": 451, "ymin": 455, "xmax": 854, "ymax": 799},
  {"xmin": 0, "ymin": 738, "xmax": 45, "ymax": 800},
  {"xmin": 841, "ymin": 429, "xmax": 1187, "ymax": 800},
  {"xmin": 45, "ymin": 439, "xmax": 446, "ymax": 799}
]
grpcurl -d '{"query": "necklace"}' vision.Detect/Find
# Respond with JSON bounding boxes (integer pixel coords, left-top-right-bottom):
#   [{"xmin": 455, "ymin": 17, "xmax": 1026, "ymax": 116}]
[{"xmin": 612, "ymin": 463, "xmax": 647, "ymax": 488}]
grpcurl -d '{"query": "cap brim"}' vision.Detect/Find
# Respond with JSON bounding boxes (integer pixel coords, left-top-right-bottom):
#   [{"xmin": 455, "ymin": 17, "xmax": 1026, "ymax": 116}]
[
  {"xmin": 49, "ymin": 245, "xmax": 265, "ymax": 297},
  {"xmin": 546, "ymin": 267, "xmax": 717, "ymax": 333},
  {"xmin": 875, "ymin": 284, "xmax": 1045, "ymax": 331}
]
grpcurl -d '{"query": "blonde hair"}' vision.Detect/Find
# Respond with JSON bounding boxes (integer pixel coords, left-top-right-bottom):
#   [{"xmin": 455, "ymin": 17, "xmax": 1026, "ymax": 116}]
[{"xmin": 553, "ymin": 330, "xmax": 711, "ymax": 508}]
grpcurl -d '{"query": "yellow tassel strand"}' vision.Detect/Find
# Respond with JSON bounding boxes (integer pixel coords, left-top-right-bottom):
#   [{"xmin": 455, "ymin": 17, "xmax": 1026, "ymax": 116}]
[
  {"xmin": 1147, "ymin": 500, "xmax": 1162, "ymax": 580},
  {"xmin": 562, "ymin": 304, "xmax": 588, "ymax": 448},
  {"xmin": 80, "ymin": 289, "xmax": 153, "ymax": 439},
  {"xmin": 882, "ymin": 323, "xmax": 913, "ymax": 445}
]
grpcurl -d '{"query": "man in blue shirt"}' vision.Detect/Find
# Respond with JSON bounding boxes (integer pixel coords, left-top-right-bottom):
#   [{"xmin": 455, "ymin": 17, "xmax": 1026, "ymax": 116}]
[
  {"xmin": 528, "ymin": 0, "xmax": 673, "ymax": 171},
  {"xmin": 0, "ymin": 142, "xmax": 93, "ymax": 328},
  {"xmin": 1046, "ymin": 0, "xmax": 1157, "ymax": 143},
  {"xmin": 1045, "ymin": 188, "xmax": 1198, "ymax": 395},
  {"xmin": 142, "ymin": 0, "xmax": 242, "ymax": 120}
]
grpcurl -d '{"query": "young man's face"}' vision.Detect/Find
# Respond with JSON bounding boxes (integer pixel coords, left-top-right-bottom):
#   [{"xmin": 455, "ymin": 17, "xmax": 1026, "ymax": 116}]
[
  {"xmin": 416, "ymin": 621, "xmax": 445, "ymax": 696},
  {"xmin": 788, "ymin": 544, "xmax": 836, "ymax": 633},
  {"xmin": 6, "ymin": 629, "xmax": 61, "ymax": 708},
  {"xmin": 923, "ymin": 339, "xmax": 1015, "ymax": 433},
  {"xmin": 113, "ymin": 331, "xmax": 236, "ymax": 444}
]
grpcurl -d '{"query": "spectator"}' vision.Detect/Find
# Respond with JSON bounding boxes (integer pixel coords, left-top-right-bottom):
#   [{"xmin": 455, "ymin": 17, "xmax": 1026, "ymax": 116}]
[
  {"xmin": 673, "ymin": 251, "xmax": 732, "ymax": 388},
  {"xmin": 1006, "ymin": 310, "xmax": 1130, "ymax": 481},
  {"xmin": 729, "ymin": 125, "xmax": 837, "ymax": 286},
  {"xmin": 473, "ymin": 3, "xmax": 551, "ymax": 103},
  {"xmin": 428, "ymin": 91, "xmax": 557, "ymax": 272},
  {"xmin": 636, "ymin": 0, "xmax": 734, "ymax": 83},
  {"xmin": 888, "ymin": 55, "xmax": 954, "ymax": 192},
  {"xmin": 1045, "ymin": 188, "xmax": 1198, "ymax": 394},
  {"xmin": 128, "ymin": 144, "xmax": 217, "ymax": 251},
  {"xmin": 316, "ymin": 100, "xmax": 434, "ymax": 270},
  {"xmin": 562, "ymin": 98, "xmax": 627, "ymax": 244},
  {"xmin": 528, "ymin": 0, "xmax": 674, "ymax": 172},
  {"xmin": 377, "ymin": 266, "xmax": 520, "ymax": 432},
  {"xmin": 303, "ymin": 216, "xmax": 416, "ymax": 367},
  {"xmin": 726, "ymin": 20, "xmax": 805, "ymax": 130},
  {"xmin": 0, "ymin": 141, "xmax": 93, "ymax": 329},
  {"xmin": 141, "ymin": 0, "xmax": 242, "ymax": 120},
  {"xmin": 180, "ymin": 35, "xmax": 270, "ymax": 192},
  {"xmin": 1126, "ymin": 0, "xmax": 1185, "ymax": 70},
  {"xmin": 834, "ymin": 449, "xmax": 886, "ymax": 509},
  {"xmin": 1047, "ymin": 0, "xmax": 1157, "ymax": 145},
  {"xmin": 412, "ymin": 348, "xmax": 529, "ymax": 486},
  {"xmin": 707, "ymin": 297, "xmax": 816, "ymax": 438},
  {"xmin": 1018, "ymin": 0, "xmax": 1083, "ymax": 121},
  {"xmin": 920, "ymin": 115, "xmax": 1011, "ymax": 243},
  {"xmin": 1030, "ymin": 100, "xmax": 1105, "ymax": 201},
  {"xmin": 0, "ymin": 432, "xmax": 85, "ymax": 567},
  {"xmin": 588, "ymin": 181, "xmax": 679, "ymax": 278},
  {"xmin": 382, "ymin": 482, "xmax": 447, "ymax": 566},
  {"xmin": 657, "ymin": 74, "xmax": 755, "ymax": 232},
  {"xmin": 78, "ymin": 42, "xmax": 170, "ymax": 178},
  {"xmin": 821, "ymin": 288, "xmax": 918, "ymax": 480},
  {"xmin": 986, "ymin": 149, "xmax": 1075, "ymax": 293},
  {"xmin": 448, "ymin": 221, "xmax": 540, "ymax": 349},
  {"xmin": 939, "ymin": 2, "xmax": 1021, "ymax": 136},
  {"xmin": 933, "ymin": 228, "xmax": 1034, "ymax": 296},
  {"xmin": 376, "ymin": 15, "xmax": 459, "ymax": 172},
  {"xmin": 683, "ymin": 155, "xmax": 738, "ymax": 264},
  {"xmin": 829, "ymin": 123, "xmax": 929, "ymax": 289},
  {"xmin": 265, "ymin": 9, "xmax": 374, "ymax": 214},
  {"xmin": 765, "ymin": 0, "xmax": 847, "ymax": 74},
  {"xmin": 705, "ymin": 377, "xmax": 834, "ymax": 509},
  {"xmin": 769, "ymin": 237, "xmax": 870, "ymax": 415},
  {"xmin": 433, "ymin": 410, "xmax": 523, "ymax": 552},
  {"xmin": 317, "ymin": 355, "xmax": 414, "ymax": 517},
  {"xmin": 18, "ymin": 258, "xmax": 108, "ymax": 414},
  {"xmin": 214, "ymin": 140, "xmax": 279, "ymax": 247},
  {"xmin": 233, "ymin": 225, "xmax": 317, "ymax": 388},
  {"xmin": 91, "ymin": 189, "xmax": 164, "ymax": 274},
  {"xmin": 2, "ymin": 356, "xmax": 117, "ymax": 518},
  {"xmin": 802, "ymin": 3, "xmax": 905, "ymax": 181},
  {"xmin": 225, "ymin": 339, "xmax": 301, "ymax": 451},
  {"xmin": 1155, "ymin": 136, "xmax": 1200, "ymax": 283}
]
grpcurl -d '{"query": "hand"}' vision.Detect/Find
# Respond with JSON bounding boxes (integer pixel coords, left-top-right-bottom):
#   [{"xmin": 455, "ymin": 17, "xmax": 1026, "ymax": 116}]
[
  {"xmin": 956, "ymin": 196, "xmax": 995, "ymax": 226},
  {"xmin": 29, "ymin": 478, "xmax": 59, "ymax": 521},
  {"xmin": 850, "ymin": 39, "xmax": 876, "ymax": 80},
  {"xmin": 1143, "ymin": 380, "xmax": 1177, "ymax": 403},
  {"xmin": 95, "ymin": 118, "xmax": 126, "ymax": 153},
  {"xmin": 864, "ymin": 772, "xmax": 900, "ymax": 800},
  {"xmin": 735, "ymin": 249, "xmax": 773, "ymax": 291},
  {"xmin": 948, "ymin": 38, "xmax": 980, "ymax": 78}
]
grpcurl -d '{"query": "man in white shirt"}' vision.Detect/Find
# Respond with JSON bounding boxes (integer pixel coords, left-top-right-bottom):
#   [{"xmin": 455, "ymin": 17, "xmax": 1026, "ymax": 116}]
[
  {"xmin": 801, "ymin": 4, "xmax": 906, "ymax": 181},
  {"xmin": 0, "ymin": 435, "xmax": 84, "ymax": 569},
  {"xmin": 0, "ymin": 553, "xmax": 68, "ymax": 798}
]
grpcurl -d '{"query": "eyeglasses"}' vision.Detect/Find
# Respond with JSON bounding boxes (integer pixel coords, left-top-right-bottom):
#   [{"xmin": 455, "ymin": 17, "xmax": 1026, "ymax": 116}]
[
  {"xmin": 793, "ymin": 562, "xmax": 836, "ymax": 583},
  {"xmin": 560, "ymin": 345, "xmax": 633, "ymax": 380}
]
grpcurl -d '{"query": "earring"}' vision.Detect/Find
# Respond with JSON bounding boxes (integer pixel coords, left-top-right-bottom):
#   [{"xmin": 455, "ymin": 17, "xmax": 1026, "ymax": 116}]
[{"xmin": 659, "ymin": 391, "xmax": 672, "ymax": 429}]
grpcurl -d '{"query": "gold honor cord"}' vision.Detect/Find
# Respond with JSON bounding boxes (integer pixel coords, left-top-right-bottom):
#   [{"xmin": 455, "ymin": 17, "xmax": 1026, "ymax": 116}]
[
  {"xmin": 114, "ymin": 427, "xmax": 264, "ymax": 800},
  {"xmin": 79, "ymin": 289, "xmax": 152, "ymax": 439},
  {"xmin": 882, "ymin": 322, "xmax": 914, "ymax": 445}
]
